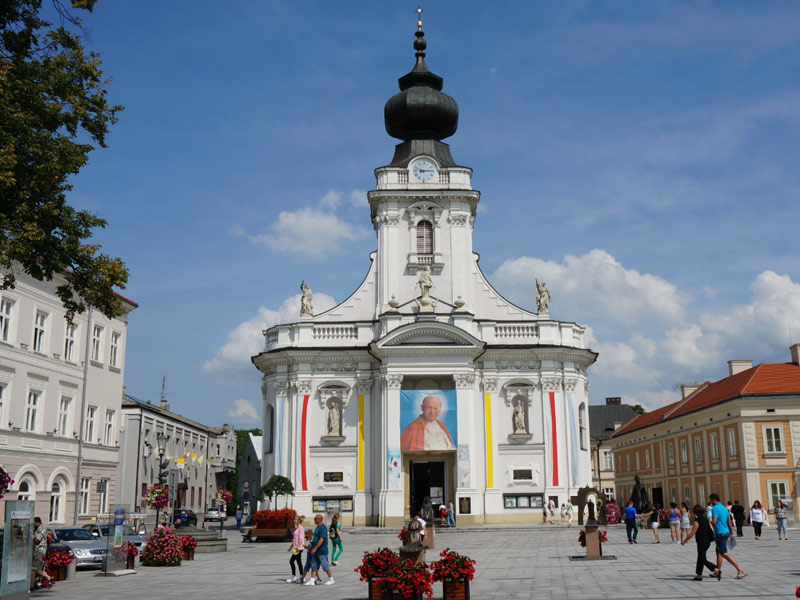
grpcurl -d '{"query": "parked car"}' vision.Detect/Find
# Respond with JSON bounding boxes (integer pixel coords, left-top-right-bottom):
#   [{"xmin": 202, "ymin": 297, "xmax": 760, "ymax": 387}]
[
  {"xmin": 203, "ymin": 506, "xmax": 226, "ymax": 524},
  {"xmin": 173, "ymin": 509, "xmax": 197, "ymax": 527},
  {"xmin": 82, "ymin": 523, "xmax": 147, "ymax": 549},
  {"xmin": 49, "ymin": 527, "xmax": 109, "ymax": 568}
]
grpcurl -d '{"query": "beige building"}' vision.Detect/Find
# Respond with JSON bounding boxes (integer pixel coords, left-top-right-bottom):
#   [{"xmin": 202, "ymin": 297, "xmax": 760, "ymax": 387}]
[
  {"xmin": 0, "ymin": 270, "xmax": 136, "ymax": 524},
  {"xmin": 589, "ymin": 398, "xmax": 637, "ymax": 502},
  {"xmin": 610, "ymin": 346, "xmax": 800, "ymax": 518}
]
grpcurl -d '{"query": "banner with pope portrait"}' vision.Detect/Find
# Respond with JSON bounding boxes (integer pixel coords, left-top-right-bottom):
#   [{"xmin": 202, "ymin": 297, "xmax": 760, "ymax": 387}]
[{"xmin": 400, "ymin": 390, "xmax": 458, "ymax": 452}]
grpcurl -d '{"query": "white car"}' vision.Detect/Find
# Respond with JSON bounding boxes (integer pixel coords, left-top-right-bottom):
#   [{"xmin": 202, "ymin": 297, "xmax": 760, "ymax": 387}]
[{"xmin": 203, "ymin": 506, "xmax": 226, "ymax": 524}]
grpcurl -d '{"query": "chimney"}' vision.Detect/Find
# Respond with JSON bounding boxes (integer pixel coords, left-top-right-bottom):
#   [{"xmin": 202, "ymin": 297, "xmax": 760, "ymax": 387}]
[
  {"xmin": 605, "ymin": 397, "xmax": 621, "ymax": 405},
  {"xmin": 728, "ymin": 360, "xmax": 753, "ymax": 376},
  {"xmin": 681, "ymin": 385, "xmax": 699, "ymax": 399},
  {"xmin": 791, "ymin": 344, "xmax": 800, "ymax": 366}
]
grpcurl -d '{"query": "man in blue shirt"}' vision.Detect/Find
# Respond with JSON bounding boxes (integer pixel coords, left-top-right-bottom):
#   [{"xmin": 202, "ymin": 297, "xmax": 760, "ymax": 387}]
[
  {"xmin": 624, "ymin": 501, "xmax": 639, "ymax": 544},
  {"xmin": 304, "ymin": 513, "xmax": 335, "ymax": 586},
  {"xmin": 709, "ymin": 493, "xmax": 746, "ymax": 579}
]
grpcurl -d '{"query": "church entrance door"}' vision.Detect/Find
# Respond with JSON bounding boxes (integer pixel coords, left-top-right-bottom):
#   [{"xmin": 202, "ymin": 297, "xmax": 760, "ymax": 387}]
[{"xmin": 410, "ymin": 460, "xmax": 445, "ymax": 516}]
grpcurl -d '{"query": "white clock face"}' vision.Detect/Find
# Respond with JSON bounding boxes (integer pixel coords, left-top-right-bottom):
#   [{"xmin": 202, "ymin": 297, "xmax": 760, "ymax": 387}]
[{"xmin": 412, "ymin": 159, "xmax": 436, "ymax": 182}]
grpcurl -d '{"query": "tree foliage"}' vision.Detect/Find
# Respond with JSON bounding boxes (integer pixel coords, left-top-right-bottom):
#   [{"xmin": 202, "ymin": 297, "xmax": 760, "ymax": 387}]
[
  {"xmin": 1, "ymin": 0, "xmax": 127, "ymax": 320},
  {"xmin": 631, "ymin": 404, "xmax": 646, "ymax": 415},
  {"xmin": 258, "ymin": 475, "xmax": 294, "ymax": 507}
]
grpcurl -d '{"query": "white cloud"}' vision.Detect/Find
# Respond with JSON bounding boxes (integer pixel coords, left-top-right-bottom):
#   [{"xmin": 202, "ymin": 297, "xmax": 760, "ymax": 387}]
[
  {"xmin": 203, "ymin": 292, "xmax": 337, "ymax": 373},
  {"xmin": 247, "ymin": 208, "xmax": 368, "ymax": 256},
  {"xmin": 320, "ymin": 189, "xmax": 341, "ymax": 209},
  {"xmin": 228, "ymin": 399, "xmax": 260, "ymax": 424},
  {"xmin": 350, "ymin": 189, "xmax": 368, "ymax": 208},
  {"xmin": 492, "ymin": 249, "xmax": 690, "ymax": 325}
]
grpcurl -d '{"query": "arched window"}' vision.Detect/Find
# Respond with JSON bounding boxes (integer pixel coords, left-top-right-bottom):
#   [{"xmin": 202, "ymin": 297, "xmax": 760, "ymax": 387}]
[
  {"xmin": 17, "ymin": 478, "xmax": 33, "ymax": 501},
  {"xmin": 579, "ymin": 403, "xmax": 587, "ymax": 450},
  {"xmin": 49, "ymin": 480, "xmax": 64, "ymax": 522},
  {"xmin": 416, "ymin": 220, "xmax": 433, "ymax": 254}
]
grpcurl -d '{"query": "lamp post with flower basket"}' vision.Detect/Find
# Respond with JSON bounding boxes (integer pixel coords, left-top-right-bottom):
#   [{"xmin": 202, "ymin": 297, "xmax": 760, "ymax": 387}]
[
  {"xmin": 214, "ymin": 489, "xmax": 233, "ymax": 538},
  {"xmin": 154, "ymin": 432, "xmax": 170, "ymax": 526}
]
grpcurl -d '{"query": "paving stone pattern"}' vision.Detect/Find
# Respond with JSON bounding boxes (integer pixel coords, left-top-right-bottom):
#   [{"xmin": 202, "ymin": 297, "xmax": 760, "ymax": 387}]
[{"xmin": 39, "ymin": 522, "xmax": 799, "ymax": 600}]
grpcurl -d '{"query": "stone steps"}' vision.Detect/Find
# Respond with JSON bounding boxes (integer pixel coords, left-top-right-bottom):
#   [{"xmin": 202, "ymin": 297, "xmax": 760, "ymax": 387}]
[{"xmin": 176, "ymin": 526, "xmax": 228, "ymax": 553}]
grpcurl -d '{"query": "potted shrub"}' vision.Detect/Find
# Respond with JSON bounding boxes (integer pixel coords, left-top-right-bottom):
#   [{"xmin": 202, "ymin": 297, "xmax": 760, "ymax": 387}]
[
  {"xmin": 0, "ymin": 466, "xmax": 14, "ymax": 498},
  {"xmin": 180, "ymin": 535, "xmax": 198, "ymax": 560},
  {"xmin": 141, "ymin": 526, "xmax": 182, "ymax": 566},
  {"xmin": 355, "ymin": 548, "xmax": 403, "ymax": 600},
  {"xmin": 143, "ymin": 484, "xmax": 169, "ymax": 510},
  {"xmin": 45, "ymin": 547, "xmax": 74, "ymax": 581},
  {"xmin": 376, "ymin": 557, "xmax": 433, "ymax": 600},
  {"xmin": 431, "ymin": 549, "xmax": 476, "ymax": 600},
  {"xmin": 604, "ymin": 502, "xmax": 621, "ymax": 525}
]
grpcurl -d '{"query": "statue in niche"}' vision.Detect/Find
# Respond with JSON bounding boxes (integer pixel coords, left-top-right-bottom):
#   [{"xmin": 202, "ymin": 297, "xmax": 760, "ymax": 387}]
[
  {"xmin": 512, "ymin": 397, "xmax": 528, "ymax": 434},
  {"xmin": 300, "ymin": 280, "xmax": 313, "ymax": 317},
  {"xmin": 418, "ymin": 265, "xmax": 433, "ymax": 299},
  {"xmin": 326, "ymin": 400, "xmax": 341, "ymax": 436},
  {"xmin": 536, "ymin": 279, "xmax": 550, "ymax": 314}
]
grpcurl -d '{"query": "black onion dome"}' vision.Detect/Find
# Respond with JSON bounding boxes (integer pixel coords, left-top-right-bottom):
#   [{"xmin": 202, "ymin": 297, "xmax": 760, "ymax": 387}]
[{"xmin": 384, "ymin": 29, "xmax": 459, "ymax": 142}]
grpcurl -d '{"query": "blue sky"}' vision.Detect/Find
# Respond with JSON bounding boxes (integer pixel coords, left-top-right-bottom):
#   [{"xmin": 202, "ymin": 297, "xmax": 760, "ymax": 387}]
[{"xmin": 63, "ymin": 1, "xmax": 800, "ymax": 426}]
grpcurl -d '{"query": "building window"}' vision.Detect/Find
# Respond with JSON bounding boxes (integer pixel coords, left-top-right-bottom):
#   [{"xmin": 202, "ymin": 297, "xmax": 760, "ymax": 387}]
[
  {"xmin": 728, "ymin": 429, "xmax": 738, "ymax": 457},
  {"xmin": 85, "ymin": 406, "xmax": 96, "ymax": 442},
  {"xmin": 416, "ymin": 220, "xmax": 433, "ymax": 254},
  {"xmin": 79, "ymin": 478, "xmax": 90, "ymax": 515},
  {"xmin": 103, "ymin": 410, "xmax": 114, "ymax": 445},
  {"xmin": 64, "ymin": 322, "xmax": 77, "ymax": 362},
  {"xmin": 109, "ymin": 332, "xmax": 120, "ymax": 367},
  {"xmin": 579, "ymin": 403, "xmax": 587, "ymax": 450},
  {"xmin": 670, "ymin": 486, "xmax": 677, "ymax": 502},
  {"xmin": 764, "ymin": 426, "xmax": 784, "ymax": 454},
  {"xmin": 769, "ymin": 481, "xmax": 788, "ymax": 508},
  {"xmin": 58, "ymin": 396, "xmax": 71, "ymax": 437},
  {"xmin": 97, "ymin": 480, "xmax": 108, "ymax": 515},
  {"xmin": 635, "ymin": 452, "xmax": 640, "ymax": 470},
  {"xmin": 603, "ymin": 487, "xmax": 614, "ymax": 500},
  {"xmin": 694, "ymin": 437, "xmax": 703, "ymax": 461},
  {"xmin": 683, "ymin": 484, "xmax": 691, "ymax": 502},
  {"xmin": 0, "ymin": 298, "xmax": 14, "ymax": 342},
  {"xmin": 626, "ymin": 454, "xmax": 630, "ymax": 472},
  {"xmin": 17, "ymin": 479, "xmax": 33, "ymax": 501},
  {"xmin": 33, "ymin": 310, "xmax": 47, "ymax": 353},
  {"xmin": 49, "ymin": 481, "xmax": 63, "ymax": 523},
  {"xmin": 617, "ymin": 456, "xmax": 621, "ymax": 472},
  {"xmin": 680, "ymin": 440, "xmax": 688, "ymax": 464},
  {"xmin": 698, "ymin": 482, "xmax": 706, "ymax": 503},
  {"xmin": 603, "ymin": 451, "xmax": 612, "ymax": 470},
  {"xmin": 91, "ymin": 325, "xmax": 103, "ymax": 362},
  {"xmin": 667, "ymin": 443, "xmax": 675, "ymax": 465},
  {"xmin": 25, "ymin": 390, "xmax": 40, "ymax": 432},
  {"xmin": 710, "ymin": 432, "xmax": 719, "ymax": 460},
  {"xmin": 0, "ymin": 383, "xmax": 5, "ymax": 424},
  {"xmin": 645, "ymin": 449, "xmax": 650, "ymax": 469}
]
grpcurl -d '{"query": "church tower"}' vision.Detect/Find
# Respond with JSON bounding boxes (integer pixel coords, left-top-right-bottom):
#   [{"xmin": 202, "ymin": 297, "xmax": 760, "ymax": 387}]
[{"xmin": 253, "ymin": 18, "xmax": 597, "ymax": 526}]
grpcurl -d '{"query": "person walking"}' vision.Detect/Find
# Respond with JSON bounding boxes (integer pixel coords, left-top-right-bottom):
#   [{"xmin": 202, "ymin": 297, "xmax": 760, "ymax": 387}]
[
  {"xmin": 668, "ymin": 502, "xmax": 681, "ymax": 544},
  {"xmin": 710, "ymin": 493, "xmax": 746, "ymax": 579},
  {"xmin": 304, "ymin": 514, "xmax": 334, "ymax": 586},
  {"xmin": 31, "ymin": 517, "xmax": 51, "ymax": 588},
  {"xmin": 286, "ymin": 515, "xmax": 306, "ymax": 583},
  {"xmin": 547, "ymin": 498, "xmax": 556, "ymax": 524},
  {"xmin": 750, "ymin": 500, "xmax": 765, "ymax": 540},
  {"xmin": 643, "ymin": 504, "xmax": 661, "ymax": 543},
  {"xmin": 235, "ymin": 506, "xmax": 243, "ymax": 530},
  {"xmin": 624, "ymin": 501, "xmax": 639, "ymax": 544},
  {"xmin": 330, "ymin": 513, "xmax": 343, "ymax": 565},
  {"xmin": 680, "ymin": 502, "xmax": 692, "ymax": 543},
  {"xmin": 772, "ymin": 500, "xmax": 789, "ymax": 540},
  {"xmin": 681, "ymin": 504, "xmax": 717, "ymax": 581},
  {"xmin": 560, "ymin": 503, "xmax": 567, "ymax": 524},
  {"xmin": 731, "ymin": 500, "xmax": 745, "ymax": 537},
  {"xmin": 446, "ymin": 499, "xmax": 456, "ymax": 528},
  {"xmin": 297, "ymin": 528, "xmax": 315, "ymax": 584},
  {"xmin": 566, "ymin": 500, "xmax": 574, "ymax": 526}
]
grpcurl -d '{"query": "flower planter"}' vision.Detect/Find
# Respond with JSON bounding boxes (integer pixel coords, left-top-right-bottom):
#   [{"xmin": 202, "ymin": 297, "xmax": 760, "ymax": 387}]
[
  {"xmin": 367, "ymin": 578, "xmax": 380, "ymax": 600},
  {"xmin": 381, "ymin": 592, "xmax": 422, "ymax": 600},
  {"xmin": 66, "ymin": 560, "xmax": 77, "ymax": 579},
  {"xmin": 443, "ymin": 579, "xmax": 470, "ymax": 600},
  {"xmin": 46, "ymin": 566, "xmax": 68, "ymax": 581},
  {"xmin": 181, "ymin": 548, "xmax": 195, "ymax": 560},
  {"xmin": 126, "ymin": 554, "xmax": 141, "ymax": 569}
]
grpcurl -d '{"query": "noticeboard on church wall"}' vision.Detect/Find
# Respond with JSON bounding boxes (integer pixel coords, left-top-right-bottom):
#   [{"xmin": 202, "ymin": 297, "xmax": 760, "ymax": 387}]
[{"xmin": 400, "ymin": 390, "xmax": 457, "ymax": 452}]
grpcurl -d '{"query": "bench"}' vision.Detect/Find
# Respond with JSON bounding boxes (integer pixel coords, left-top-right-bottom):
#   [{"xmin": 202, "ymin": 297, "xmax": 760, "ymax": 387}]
[{"xmin": 241, "ymin": 527, "xmax": 292, "ymax": 543}]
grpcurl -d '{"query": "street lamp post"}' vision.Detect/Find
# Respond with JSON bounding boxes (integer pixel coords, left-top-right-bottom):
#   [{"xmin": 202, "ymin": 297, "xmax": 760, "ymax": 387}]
[{"xmin": 155, "ymin": 432, "xmax": 168, "ymax": 527}]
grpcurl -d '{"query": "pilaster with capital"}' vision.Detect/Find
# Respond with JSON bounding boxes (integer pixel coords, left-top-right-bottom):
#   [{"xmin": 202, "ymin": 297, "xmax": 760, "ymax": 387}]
[
  {"xmin": 454, "ymin": 372, "xmax": 476, "ymax": 491},
  {"xmin": 378, "ymin": 371, "xmax": 404, "ymax": 525}
]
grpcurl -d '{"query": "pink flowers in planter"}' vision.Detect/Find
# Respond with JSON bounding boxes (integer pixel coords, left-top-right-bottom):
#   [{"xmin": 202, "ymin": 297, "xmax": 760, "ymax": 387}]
[{"xmin": 141, "ymin": 526, "xmax": 182, "ymax": 567}]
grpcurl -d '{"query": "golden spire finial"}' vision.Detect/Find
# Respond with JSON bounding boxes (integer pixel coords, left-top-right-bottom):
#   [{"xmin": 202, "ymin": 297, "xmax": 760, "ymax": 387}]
[{"xmin": 417, "ymin": 6, "xmax": 423, "ymax": 31}]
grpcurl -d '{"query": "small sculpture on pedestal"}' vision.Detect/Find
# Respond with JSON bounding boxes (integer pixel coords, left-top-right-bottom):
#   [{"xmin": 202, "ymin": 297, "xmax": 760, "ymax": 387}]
[
  {"xmin": 512, "ymin": 398, "xmax": 528, "ymax": 434},
  {"xmin": 326, "ymin": 401, "xmax": 341, "ymax": 437},
  {"xmin": 300, "ymin": 281, "xmax": 313, "ymax": 318},
  {"xmin": 415, "ymin": 266, "xmax": 437, "ymax": 313},
  {"xmin": 536, "ymin": 279, "xmax": 550, "ymax": 315}
]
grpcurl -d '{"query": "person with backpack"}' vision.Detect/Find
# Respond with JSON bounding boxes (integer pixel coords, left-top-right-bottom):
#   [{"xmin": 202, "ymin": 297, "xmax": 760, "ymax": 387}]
[{"xmin": 330, "ymin": 513, "xmax": 343, "ymax": 566}]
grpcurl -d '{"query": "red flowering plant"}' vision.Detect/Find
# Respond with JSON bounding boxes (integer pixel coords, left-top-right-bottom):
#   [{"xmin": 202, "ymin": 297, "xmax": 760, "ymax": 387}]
[
  {"xmin": 398, "ymin": 527, "xmax": 410, "ymax": 545},
  {"xmin": 110, "ymin": 542, "xmax": 139, "ymax": 562},
  {"xmin": 578, "ymin": 530, "xmax": 608, "ymax": 547},
  {"xmin": 253, "ymin": 508, "xmax": 297, "ymax": 529},
  {"xmin": 214, "ymin": 488, "xmax": 233, "ymax": 510},
  {"xmin": 376, "ymin": 556, "xmax": 434, "ymax": 599},
  {"xmin": 180, "ymin": 535, "xmax": 198, "ymax": 551},
  {"xmin": 45, "ymin": 547, "xmax": 74, "ymax": 568},
  {"xmin": 32, "ymin": 575, "xmax": 54, "ymax": 590},
  {"xmin": 795, "ymin": 585, "xmax": 800, "ymax": 598},
  {"xmin": 355, "ymin": 547, "xmax": 402, "ymax": 581},
  {"xmin": 143, "ymin": 484, "xmax": 169, "ymax": 510},
  {"xmin": 430, "ymin": 548, "xmax": 476, "ymax": 583},
  {"xmin": 604, "ymin": 502, "xmax": 621, "ymax": 525},
  {"xmin": 0, "ymin": 465, "xmax": 14, "ymax": 498},
  {"xmin": 141, "ymin": 526, "xmax": 182, "ymax": 567}
]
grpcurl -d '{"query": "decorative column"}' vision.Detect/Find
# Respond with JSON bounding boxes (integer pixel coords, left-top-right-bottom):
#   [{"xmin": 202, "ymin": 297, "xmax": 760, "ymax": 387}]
[
  {"xmin": 294, "ymin": 380, "xmax": 312, "ymax": 494},
  {"xmin": 482, "ymin": 376, "xmax": 499, "ymax": 522},
  {"xmin": 542, "ymin": 376, "xmax": 562, "ymax": 489},
  {"xmin": 454, "ymin": 372, "xmax": 479, "ymax": 522},
  {"xmin": 355, "ymin": 377, "xmax": 372, "ymax": 526},
  {"xmin": 274, "ymin": 381, "xmax": 289, "ymax": 477},
  {"xmin": 378, "ymin": 372, "xmax": 404, "ymax": 527}
]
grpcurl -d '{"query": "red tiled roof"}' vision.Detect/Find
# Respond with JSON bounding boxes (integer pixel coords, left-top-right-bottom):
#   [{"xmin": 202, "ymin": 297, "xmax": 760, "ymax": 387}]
[{"xmin": 612, "ymin": 362, "xmax": 800, "ymax": 437}]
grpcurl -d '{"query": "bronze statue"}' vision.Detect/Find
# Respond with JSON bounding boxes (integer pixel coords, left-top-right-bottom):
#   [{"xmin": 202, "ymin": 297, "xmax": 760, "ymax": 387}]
[{"xmin": 628, "ymin": 475, "xmax": 650, "ymax": 512}]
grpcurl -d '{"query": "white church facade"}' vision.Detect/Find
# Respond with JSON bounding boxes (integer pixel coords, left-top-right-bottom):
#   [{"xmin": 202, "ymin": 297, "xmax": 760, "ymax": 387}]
[{"xmin": 253, "ymin": 24, "xmax": 597, "ymax": 526}]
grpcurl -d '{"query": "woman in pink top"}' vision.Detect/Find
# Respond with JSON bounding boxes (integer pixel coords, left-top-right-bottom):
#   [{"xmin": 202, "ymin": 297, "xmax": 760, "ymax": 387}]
[{"xmin": 286, "ymin": 515, "xmax": 306, "ymax": 583}]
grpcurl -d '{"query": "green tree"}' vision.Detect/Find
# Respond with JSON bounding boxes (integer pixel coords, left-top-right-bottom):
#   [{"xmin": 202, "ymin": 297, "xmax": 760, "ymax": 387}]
[
  {"xmin": 1, "ymin": 0, "xmax": 127, "ymax": 320},
  {"xmin": 259, "ymin": 475, "xmax": 295, "ymax": 508},
  {"xmin": 631, "ymin": 404, "xmax": 646, "ymax": 415}
]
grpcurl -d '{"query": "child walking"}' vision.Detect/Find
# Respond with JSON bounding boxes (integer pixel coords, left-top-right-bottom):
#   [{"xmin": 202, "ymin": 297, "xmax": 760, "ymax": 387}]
[
  {"xmin": 330, "ymin": 513, "xmax": 343, "ymax": 566},
  {"xmin": 286, "ymin": 515, "xmax": 305, "ymax": 583},
  {"xmin": 295, "ymin": 527, "xmax": 315, "ymax": 584}
]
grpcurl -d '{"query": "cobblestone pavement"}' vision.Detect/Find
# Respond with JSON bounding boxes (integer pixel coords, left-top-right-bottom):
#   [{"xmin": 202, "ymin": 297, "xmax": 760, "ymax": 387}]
[{"xmin": 37, "ymin": 523, "xmax": 800, "ymax": 600}]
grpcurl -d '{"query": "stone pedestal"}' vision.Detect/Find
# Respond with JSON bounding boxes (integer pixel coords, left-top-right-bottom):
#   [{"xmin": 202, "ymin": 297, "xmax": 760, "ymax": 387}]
[{"xmin": 584, "ymin": 525, "xmax": 601, "ymax": 558}]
